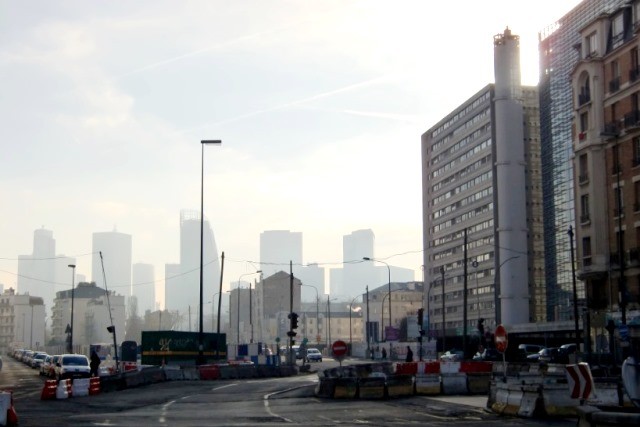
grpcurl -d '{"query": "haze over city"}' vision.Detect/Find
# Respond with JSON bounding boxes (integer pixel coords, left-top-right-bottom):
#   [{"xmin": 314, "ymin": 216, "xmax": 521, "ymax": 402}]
[{"xmin": 1, "ymin": 0, "xmax": 582, "ymax": 307}]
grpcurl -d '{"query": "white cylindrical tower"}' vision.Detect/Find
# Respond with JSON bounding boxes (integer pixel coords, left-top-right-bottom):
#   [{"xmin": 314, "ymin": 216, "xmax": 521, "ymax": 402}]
[{"xmin": 494, "ymin": 28, "xmax": 530, "ymax": 326}]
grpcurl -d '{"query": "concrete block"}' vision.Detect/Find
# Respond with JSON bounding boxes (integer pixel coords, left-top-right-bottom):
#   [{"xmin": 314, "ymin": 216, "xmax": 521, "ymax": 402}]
[
  {"xmin": 441, "ymin": 373, "xmax": 467, "ymax": 395},
  {"xmin": 467, "ymin": 372, "xmax": 491, "ymax": 394},
  {"xmin": 334, "ymin": 378, "xmax": 358, "ymax": 399},
  {"xmin": 358, "ymin": 377, "xmax": 385, "ymax": 399},
  {"xmin": 415, "ymin": 374, "xmax": 440, "ymax": 395},
  {"xmin": 387, "ymin": 375, "xmax": 414, "ymax": 398}
]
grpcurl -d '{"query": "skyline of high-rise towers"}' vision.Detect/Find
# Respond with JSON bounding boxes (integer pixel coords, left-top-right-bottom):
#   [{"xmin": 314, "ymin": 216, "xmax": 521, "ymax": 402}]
[{"xmin": 132, "ymin": 262, "xmax": 155, "ymax": 315}]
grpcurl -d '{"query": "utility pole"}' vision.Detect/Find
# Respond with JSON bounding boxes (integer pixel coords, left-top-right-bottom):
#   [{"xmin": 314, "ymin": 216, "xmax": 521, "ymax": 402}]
[
  {"xmin": 463, "ymin": 228, "xmax": 468, "ymax": 358},
  {"xmin": 441, "ymin": 266, "xmax": 446, "ymax": 353}
]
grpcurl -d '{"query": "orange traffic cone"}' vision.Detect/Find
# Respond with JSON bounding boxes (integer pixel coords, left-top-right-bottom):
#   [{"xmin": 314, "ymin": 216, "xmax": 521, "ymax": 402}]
[{"xmin": 40, "ymin": 380, "xmax": 57, "ymax": 400}]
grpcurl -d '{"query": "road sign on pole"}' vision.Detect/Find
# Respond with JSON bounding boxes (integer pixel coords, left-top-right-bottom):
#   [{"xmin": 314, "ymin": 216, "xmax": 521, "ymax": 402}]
[
  {"xmin": 332, "ymin": 340, "xmax": 348, "ymax": 366},
  {"xmin": 494, "ymin": 324, "xmax": 508, "ymax": 353}
]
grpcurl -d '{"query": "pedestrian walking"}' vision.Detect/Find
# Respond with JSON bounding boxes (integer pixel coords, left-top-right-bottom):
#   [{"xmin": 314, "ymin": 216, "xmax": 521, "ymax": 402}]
[
  {"xmin": 90, "ymin": 350, "xmax": 101, "ymax": 377},
  {"xmin": 381, "ymin": 347, "xmax": 387, "ymax": 359},
  {"xmin": 405, "ymin": 346, "xmax": 413, "ymax": 362}
]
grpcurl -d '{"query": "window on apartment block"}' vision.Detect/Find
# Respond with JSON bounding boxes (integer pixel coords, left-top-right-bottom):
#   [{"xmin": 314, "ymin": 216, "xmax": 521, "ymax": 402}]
[
  {"xmin": 632, "ymin": 48, "xmax": 640, "ymax": 81},
  {"xmin": 634, "ymin": 137, "xmax": 640, "ymax": 166},
  {"xmin": 580, "ymin": 111, "xmax": 589, "ymax": 133},
  {"xmin": 612, "ymin": 14, "xmax": 624, "ymax": 48},
  {"xmin": 585, "ymin": 32, "xmax": 597, "ymax": 57},
  {"xmin": 635, "ymin": 181, "xmax": 640, "ymax": 212},
  {"xmin": 582, "ymin": 236, "xmax": 592, "ymax": 267},
  {"xmin": 610, "ymin": 61, "xmax": 621, "ymax": 92},
  {"xmin": 579, "ymin": 153, "xmax": 588, "ymax": 182},
  {"xmin": 581, "ymin": 194, "xmax": 590, "ymax": 223},
  {"xmin": 613, "ymin": 144, "xmax": 621, "ymax": 174},
  {"xmin": 615, "ymin": 186, "xmax": 624, "ymax": 217}
]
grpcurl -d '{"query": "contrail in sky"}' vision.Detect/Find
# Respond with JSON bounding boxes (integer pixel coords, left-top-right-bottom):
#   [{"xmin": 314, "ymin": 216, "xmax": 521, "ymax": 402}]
[{"xmin": 173, "ymin": 75, "xmax": 393, "ymax": 135}]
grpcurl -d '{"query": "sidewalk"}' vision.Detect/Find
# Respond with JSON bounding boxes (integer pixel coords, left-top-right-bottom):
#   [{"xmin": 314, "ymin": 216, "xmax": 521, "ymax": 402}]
[{"xmin": 426, "ymin": 394, "xmax": 489, "ymax": 409}]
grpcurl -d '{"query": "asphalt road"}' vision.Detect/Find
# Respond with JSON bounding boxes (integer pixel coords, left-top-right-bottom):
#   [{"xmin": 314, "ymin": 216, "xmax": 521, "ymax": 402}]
[{"xmin": 0, "ymin": 356, "xmax": 577, "ymax": 426}]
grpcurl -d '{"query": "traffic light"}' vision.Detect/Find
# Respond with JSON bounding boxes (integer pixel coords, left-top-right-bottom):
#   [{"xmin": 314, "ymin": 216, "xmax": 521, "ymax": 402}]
[
  {"xmin": 417, "ymin": 308, "xmax": 424, "ymax": 327},
  {"xmin": 288, "ymin": 312, "xmax": 299, "ymax": 330}
]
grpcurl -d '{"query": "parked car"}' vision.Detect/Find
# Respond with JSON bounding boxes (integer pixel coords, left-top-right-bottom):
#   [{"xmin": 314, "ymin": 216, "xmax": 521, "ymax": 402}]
[
  {"xmin": 40, "ymin": 355, "xmax": 53, "ymax": 376},
  {"xmin": 473, "ymin": 348, "xmax": 502, "ymax": 361},
  {"xmin": 306, "ymin": 348, "xmax": 322, "ymax": 362},
  {"xmin": 56, "ymin": 354, "xmax": 91, "ymax": 380},
  {"xmin": 440, "ymin": 349, "xmax": 464, "ymax": 361},
  {"xmin": 31, "ymin": 352, "xmax": 48, "ymax": 369},
  {"xmin": 559, "ymin": 343, "xmax": 577, "ymax": 355},
  {"xmin": 527, "ymin": 347, "xmax": 569, "ymax": 364},
  {"xmin": 49, "ymin": 355, "xmax": 61, "ymax": 378}
]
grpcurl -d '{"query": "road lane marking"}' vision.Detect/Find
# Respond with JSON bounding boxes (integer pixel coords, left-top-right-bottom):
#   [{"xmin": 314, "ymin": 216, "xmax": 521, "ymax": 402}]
[
  {"xmin": 158, "ymin": 400, "xmax": 175, "ymax": 424},
  {"xmin": 263, "ymin": 390, "xmax": 293, "ymax": 423},
  {"xmin": 212, "ymin": 383, "xmax": 238, "ymax": 391}
]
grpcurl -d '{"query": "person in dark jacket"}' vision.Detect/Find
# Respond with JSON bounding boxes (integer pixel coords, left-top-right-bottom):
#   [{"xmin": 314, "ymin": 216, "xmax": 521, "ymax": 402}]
[
  {"xmin": 90, "ymin": 350, "xmax": 101, "ymax": 377},
  {"xmin": 405, "ymin": 346, "xmax": 414, "ymax": 362}
]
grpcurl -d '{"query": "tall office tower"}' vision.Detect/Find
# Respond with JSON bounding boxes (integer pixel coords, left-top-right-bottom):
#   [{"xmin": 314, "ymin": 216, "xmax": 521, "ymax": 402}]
[
  {"xmin": 132, "ymin": 263, "xmax": 155, "ymax": 315},
  {"xmin": 17, "ymin": 228, "xmax": 56, "ymax": 317},
  {"xmin": 422, "ymin": 29, "xmax": 543, "ymax": 331},
  {"xmin": 91, "ymin": 230, "xmax": 132, "ymax": 298},
  {"xmin": 260, "ymin": 230, "xmax": 303, "ymax": 277},
  {"xmin": 296, "ymin": 263, "xmax": 325, "ymax": 302},
  {"xmin": 173, "ymin": 210, "xmax": 220, "ymax": 322},
  {"xmin": 342, "ymin": 229, "xmax": 377, "ymax": 297},
  {"xmin": 538, "ymin": 0, "xmax": 625, "ymax": 321},
  {"xmin": 163, "ymin": 263, "xmax": 180, "ymax": 311}
]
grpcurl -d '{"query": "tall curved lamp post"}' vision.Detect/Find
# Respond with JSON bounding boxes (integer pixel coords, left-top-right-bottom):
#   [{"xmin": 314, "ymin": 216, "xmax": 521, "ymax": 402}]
[
  {"xmin": 348, "ymin": 295, "xmax": 361, "ymax": 355},
  {"xmin": 237, "ymin": 271, "xmax": 261, "ymax": 344},
  {"xmin": 495, "ymin": 255, "xmax": 520, "ymax": 326},
  {"xmin": 68, "ymin": 264, "xmax": 76, "ymax": 353},
  {"xmin": 363, "ymin": 257, "xmax": 391, "ymax": 340},
  {"xmin": 199, "ymin": 139, "xmax": 222, "ymax": 364},
  {"xmin": 300, "ymin": 284, "xmax": 320, "ymax": 343}
]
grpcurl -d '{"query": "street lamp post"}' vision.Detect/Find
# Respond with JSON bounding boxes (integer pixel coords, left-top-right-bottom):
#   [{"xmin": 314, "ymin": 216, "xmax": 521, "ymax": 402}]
[
  {"xmin": 237, "ymin": 271, "xmax": 261, "ymax": 344},
  {"xmin": 568, "ymin": 226, "xmax": 581, "ymax": 353},
  {"xmin": 199, "ymin": 139, "xmax": 221, "ymax": 364},
  {"xmin": 440, "ymin": 266, "xmax": 445, "ymax": 352},
  {"xmin": 300, "ymin": 284, "xmax": 320, "ymax": 343},
  {"xmin": 68, "ymin": 264, "xmax": 76, "ymax": 354},
  {"xmin": 348, "ymin": 295, "xmax": 361, "ymax": 356},
  {"xmin": 363, "ymin": 257, "xmax": 391, "ymax": 339},
  {"xmin": 472, "ymin": 260, "xmax": 479, "ymax": 322}
]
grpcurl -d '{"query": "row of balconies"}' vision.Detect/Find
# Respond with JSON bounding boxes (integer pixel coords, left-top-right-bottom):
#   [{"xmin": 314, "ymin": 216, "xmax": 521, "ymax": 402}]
[{"xmin": 582, "ymin": 247, "xmax": 640, "ymax": 268}]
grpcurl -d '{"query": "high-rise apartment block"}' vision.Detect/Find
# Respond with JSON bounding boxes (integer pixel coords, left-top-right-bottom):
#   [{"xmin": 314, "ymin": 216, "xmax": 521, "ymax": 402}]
[
  {"xmin": 132, "ymin": 262, "xmax": 155, "ymax": 315},
  {"xmin": 92, "ymin": 230, "xmax": 132, "ymax": 298},
  {"xmin": 422, "ymin": 28, "xmax": 544, "ymax": 335}
]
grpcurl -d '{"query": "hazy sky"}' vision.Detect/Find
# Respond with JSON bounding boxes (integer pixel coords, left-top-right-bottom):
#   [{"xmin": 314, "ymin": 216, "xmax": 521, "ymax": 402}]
[{"xmin": 1, "ymin": 0, "xmax": 582, "ymax": 305}]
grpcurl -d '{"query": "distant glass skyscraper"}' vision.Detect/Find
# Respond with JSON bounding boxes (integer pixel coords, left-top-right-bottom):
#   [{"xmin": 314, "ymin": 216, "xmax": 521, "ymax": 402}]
[
  {"xmin": 91, "ymin": 230, "xmax": 132, "ymax": 298},
  {"xmin": 538, "ymin": 0, "xmax": 624, "ymax": 321},
  {"xmin": 17, "ymin": 227, "xmax": 57, "ymax": 317},
  {"xmin": 168, "ymin": 210, "xmax": 220, "ymax": 320},
  {"xmin": 260, "ymin": 230, "xmax": 303, "ymax": 277}
]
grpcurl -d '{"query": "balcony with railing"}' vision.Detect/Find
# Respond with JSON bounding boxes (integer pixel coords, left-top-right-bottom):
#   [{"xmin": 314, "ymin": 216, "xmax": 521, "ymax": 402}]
[
  {"xmin": 579, "ymin": 90, "xmax": 591, "ymax": 105},
  {"xmin": 583, "ymin": 256, "xmax": 592, "ymax": 267},
  {"xmin": 579, "ymin": 173, "xmax": 589, "ymax": 184},
  {"xmin": 580, "ymin": 213, "xmax": 591, "ymax": 223},
  {"xmin": 609, "ymin": 76, "xmax": 621, "ymax": 93},
  {"xmin": 614, "ymin": 206, "xmax": 625, "ymax": 217},
  {"xmin": 633, "ymin": 157, "xmax": 640, "ymax": 168},
  {"xmin": 624, "ymin": 110, "xmax": 640, "ymax": 128},
  {"xmin": 629, "ymin": 247, "xmax": 640, "ymax": 266},
  {"xmin": 611, "ymin": 163, "xmax": 622, "ymax": 175},
  {"xmin": 631, "ymin": 67, "xmax": 640, "ymax": 83},
  {"xmin": 603, "ymin": 122, "xmax": 620, "ymax": 136}
]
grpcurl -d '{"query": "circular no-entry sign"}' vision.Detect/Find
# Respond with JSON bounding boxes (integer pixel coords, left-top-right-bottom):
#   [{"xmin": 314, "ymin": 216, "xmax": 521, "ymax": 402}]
[
  {"xmin": 332, "ymin": 340, "xmax": 348, "ymax": 358},
  {"xmin": 494, "ymin": 324, "xmax": 508, "ymax": 353}
]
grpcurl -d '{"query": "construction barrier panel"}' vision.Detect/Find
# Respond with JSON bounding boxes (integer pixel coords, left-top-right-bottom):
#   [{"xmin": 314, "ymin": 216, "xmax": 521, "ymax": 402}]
[
  {"xmin": 0, "ymin": 392, "xmax": 11, "ymax": 425},
  {"xmin": 333, "ymin": 378, "xmax": 358, "ymax": 399},
  {"xmin": 518, "ymin": 385, "xmax": 544, "ymax": 418},
  {"xmin": 72, "ymin": 378, "xmax": 90, "ymax": 397},
  {"xmin": 415, "ymin": 374, "xmax": 440, "ymax": 395},
  {"xmin": 466, "ymin": 372, "xmax": 492, "ymax": 394},
  {"xmin": 315, "ymin": 378, "xmax": 337, "ymax": 398},
  {"xmin": 89, "ymin": 377, "xmax": 101, "ymax": 395},
  {"xmin": 123, "ymin": 371, "xmax": 144, "ymax": 388},
  {"xmin": 198, "ymin": 364, "xmax": 220, "ymax": 380},
  {"xmin": 163, "ymin": 367, "xmax": 185, "ymax": 381},
  {"xmin": 40, "ymin": 380, "xmax": 58, "ymax": 400},
  {"xmin": 424, "ymin": 362, "xmax": 440, "ymax": 374},
  {"xmin": 357, "ymin": 377, "xmax": 386, "ymax": 399},
  {"xmin": 56, "ymin": 380, "xmax": 69, "ymax": 399},
  {"xmin": 441, "ymin": 373, "xmax": 468, "ymax": 395},
  {"xmin": 386, "ymin": 374, "xmax": 414, "ymax": 398},
  {"xmin": 440, "ymin": 361, "xmax": 461, "ymax": 374},
  {"xmin": 460, "ymin": 361, "xmax": 493, "ymax": 373},
  {"xmin": 395, "ymin": 362, "xmax": 418, "ymax": 375},
  {"xmin": 141, "ymin": 366, "xmax": 166, "ymax": 384}
]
